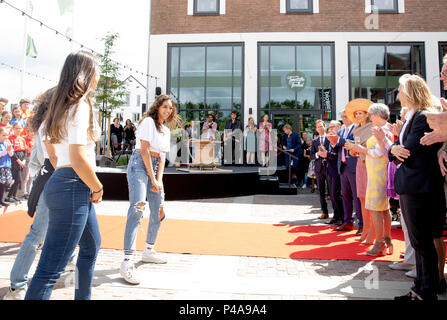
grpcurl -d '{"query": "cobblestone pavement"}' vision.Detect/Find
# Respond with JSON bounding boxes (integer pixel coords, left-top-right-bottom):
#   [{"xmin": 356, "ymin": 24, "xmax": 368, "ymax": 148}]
[{"xmin": 0, "ymin": 194, "xmax": 445, "ymax": 300}]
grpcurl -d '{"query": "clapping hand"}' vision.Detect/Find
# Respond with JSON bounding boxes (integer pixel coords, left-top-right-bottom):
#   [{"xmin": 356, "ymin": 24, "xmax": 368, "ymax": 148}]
[
  {"xmin": 391, "ymin": 145, "xmax": 410, "ymax": 162},
  {"xmin": 438, "ymin": 151, "xmax": 447, "ymax": 177},
  {"xmin": 425, "ymin": 111, "xmax": 447, "ymax": 135},
  {"xmin": 372, "ymin": 126, "xmax": 385, "ymax": 142}
]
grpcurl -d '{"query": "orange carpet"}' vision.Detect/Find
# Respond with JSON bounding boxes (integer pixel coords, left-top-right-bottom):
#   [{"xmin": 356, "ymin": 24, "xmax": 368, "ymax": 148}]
[{"xmin": 0, "ymin": 210, "xmax": 408, "ymax": 262}]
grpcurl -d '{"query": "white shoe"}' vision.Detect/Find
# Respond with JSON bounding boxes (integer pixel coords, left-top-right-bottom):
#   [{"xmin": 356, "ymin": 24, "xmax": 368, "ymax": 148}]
[
  {"xmin": 120, "ymin": 261, "xmax": 141, "ymax": 285},
  {"xmin": 405, "ymin": 268, "xmax": 417, "ymax": 278},
  {"xmin": 388, "ymin": 262, "xmax": 415, "ymax": 271},
  {"xmin": 3, "ymin": 287, "xmax": 26, "ymax": 300},
  {"xmin": 142, "ymin": 250, "xmax": 167, "ymax": 264},
  {"xmin": 302, "ymin": 185, "xmax": 307, "ymax": 189}
]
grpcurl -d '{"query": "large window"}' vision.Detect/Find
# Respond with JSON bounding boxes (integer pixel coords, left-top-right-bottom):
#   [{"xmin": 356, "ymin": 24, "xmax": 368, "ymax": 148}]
[
  {"xmin": 168, "ymin": 43, "xmax": 243, "ymax": 129},
  {"xmin": 194, "ymin": 0, "xmax": 220, "ymax": 15},
  {"xmin": 440, "ymin": 42, "xmax": 447, "ymax": 98},
  {"xmin": 259, "ymin": 43, "xmax": 335, "ymax": 119},
  {"xmin": 286, "ymin": 0, "xmax": 313, "ymax": 13},
  {"xmin": 349, "ymin": 43, "xmax": 425, "ymax": 115},
  {"xmin": 371, "ymin": 0, "xmax": 398, "ymax": 13}
]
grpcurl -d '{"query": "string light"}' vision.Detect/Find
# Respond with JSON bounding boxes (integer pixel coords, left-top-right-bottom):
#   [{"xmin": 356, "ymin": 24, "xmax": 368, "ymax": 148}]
[
  {"xmin": 0, "ymin": 61, "xmax": 58, "ymax": 84},
  {"xmin": 0, "ymin": 0, "xmax": 159, "ymax": 80}
]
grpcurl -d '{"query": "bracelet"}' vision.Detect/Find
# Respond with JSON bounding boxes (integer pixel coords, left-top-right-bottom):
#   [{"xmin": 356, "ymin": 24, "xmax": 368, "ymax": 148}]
[{"xmin": 92, "ymin": 188, "xmax": 103, "ymax": 194}]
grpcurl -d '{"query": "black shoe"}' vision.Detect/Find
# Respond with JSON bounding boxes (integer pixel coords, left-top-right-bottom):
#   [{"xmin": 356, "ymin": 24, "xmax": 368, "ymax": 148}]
[
  {"xmin": 325, "ymin": 219, "xmax": 337, "ymax": 225},
  {"xmin": 395, "ymin": 290, "xmax": 424, "ymax": 301},
  {"xmin": 5, "ymin": 198, "xmax": 16, "ymax": 203},
  {"xmin": 13, "ymin": 197, "xmax": 21, "ymax": 202},
  {"xmin": 0, "ymin": 200, "xmax": 9, "ymax": 206}
]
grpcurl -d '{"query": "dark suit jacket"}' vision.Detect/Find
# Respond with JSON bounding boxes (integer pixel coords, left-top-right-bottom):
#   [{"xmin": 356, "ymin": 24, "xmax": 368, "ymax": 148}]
[
  {"xmin": 324, "ymin": 138, "xmax": 339, "ymax": 177},
  {"xmin": 282, "ymin": 132, "xmax": 301, "ymax": 168},
  {"xmin": 388, "ymin": 111, "xmax": 444, "ymax": 195},
  {"xmin": 225, "ymin": 119, "xmax": 242, "ymax": 132},
  {"xmin": 310, "ymin": 136, "xmax": 327, "ymax": 174},
  {"xmin": 332, "ymin": 125, "xmax": 358, "ymax": 175}
]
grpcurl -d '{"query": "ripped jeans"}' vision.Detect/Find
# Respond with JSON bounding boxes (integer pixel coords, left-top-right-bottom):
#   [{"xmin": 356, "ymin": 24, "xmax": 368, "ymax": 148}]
[{"xmin": 123, "ymin": 151, "xmax": 165, "ymax": 256}]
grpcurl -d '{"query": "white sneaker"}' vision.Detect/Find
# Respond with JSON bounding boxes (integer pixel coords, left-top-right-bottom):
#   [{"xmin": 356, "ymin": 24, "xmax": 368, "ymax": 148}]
[
  {"xmin": 120, "ymin": 261, "xmax": 141, "ymax": 285},
  {"xmin": 405, "ymin": 268, "xmax": 417, "ymax": 278},
  {"xmin": 388, "ymin": 262, "xmax": 415, "ymax": 271},
  {"xmin": 142, "ymin": 250, "xmax": 167, "ymax": 264},
  {"xmin": 3, "ymin": 287, "xmax": 26, "ymax": 300},
  {"xmin": 302, "ymin": 184, "xmax": 307, "ymax": 189}
]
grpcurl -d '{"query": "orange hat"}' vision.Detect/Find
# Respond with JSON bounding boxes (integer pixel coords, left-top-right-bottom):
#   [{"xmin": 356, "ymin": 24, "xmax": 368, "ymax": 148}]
[{"xmin": 345, "ymin": 99, "xmax": 374, "ymax": 124}]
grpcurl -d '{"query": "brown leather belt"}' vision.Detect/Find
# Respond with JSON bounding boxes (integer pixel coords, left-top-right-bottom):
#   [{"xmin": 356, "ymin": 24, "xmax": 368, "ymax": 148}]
[
  {"xmin": 150, "ymin": 152, "xmax": 160, "ymax": 159},
  {"xmin": 135, "ymin": 149, "xmax": 161, "ymax": 159}
]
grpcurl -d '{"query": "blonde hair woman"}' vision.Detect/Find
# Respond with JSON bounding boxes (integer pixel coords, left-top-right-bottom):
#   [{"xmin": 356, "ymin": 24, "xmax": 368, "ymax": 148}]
[{"xmin": 391, "ymin": 74, "xmax": 446, "ymax": 301}]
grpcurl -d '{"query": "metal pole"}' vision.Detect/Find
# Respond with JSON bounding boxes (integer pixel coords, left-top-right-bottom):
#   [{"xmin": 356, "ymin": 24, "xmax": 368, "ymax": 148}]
[
  {"xmin": 288, "ymin": 154, "xmax": 292, "ymax": 187},
  {"xmin": 146, "ymin": 0, "xmax": 152, "ymax": 109}
]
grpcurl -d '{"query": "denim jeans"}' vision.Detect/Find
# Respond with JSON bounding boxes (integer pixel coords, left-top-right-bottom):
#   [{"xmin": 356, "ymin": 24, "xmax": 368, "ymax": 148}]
[
  {"xmin": 10, "ymin": 191, "xmax": 48, "ymax": 290},
  {"xmin": 124, "ymin": 151, "xmax": 164, "ymax": 255},
  {"xmin": 25, "ymin": 168, "xmax": 101, "ymax": 300}
]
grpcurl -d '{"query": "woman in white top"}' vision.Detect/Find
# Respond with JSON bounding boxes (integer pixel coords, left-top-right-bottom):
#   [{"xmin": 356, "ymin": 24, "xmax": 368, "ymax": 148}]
[
  {"xmin": 121, "ymin": 94, "xmax": 179, "ymax": 285},
  {"xmin": 25, "ymin": 51, "xmax": 103, "ymax": 300}
]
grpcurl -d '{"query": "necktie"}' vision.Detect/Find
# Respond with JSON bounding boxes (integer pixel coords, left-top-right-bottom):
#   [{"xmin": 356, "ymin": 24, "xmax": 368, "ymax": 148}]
[{"xmin": 341, "ymin": 128, "xmax": 348, "ymax": 163}]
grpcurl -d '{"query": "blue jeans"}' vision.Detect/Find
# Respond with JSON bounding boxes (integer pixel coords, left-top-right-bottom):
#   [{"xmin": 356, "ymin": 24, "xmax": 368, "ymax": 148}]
[
  {"xmin": 10, "ymin": 191, "xmax": 48, "ymax": 290},
  {"xmin": 124, "ymin": 151, "xmax": 164, "ymax": 255},
  {"xmin": 25, "ymin": 168, "xmax": 101, "ymax": 300}
]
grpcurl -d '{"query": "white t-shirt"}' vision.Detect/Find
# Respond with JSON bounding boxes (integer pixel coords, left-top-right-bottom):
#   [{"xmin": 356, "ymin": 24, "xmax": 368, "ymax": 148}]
[
  {"xmin": 53, "ymin": 101, "xmax": 99, "ymax": 168},
  {"xmin": 135, "ymin": 117, "xmax": 171, "ymax": 157},
  {"xmin": 38, "ymin": 122, "xmax": 49, "ymax": 159}
]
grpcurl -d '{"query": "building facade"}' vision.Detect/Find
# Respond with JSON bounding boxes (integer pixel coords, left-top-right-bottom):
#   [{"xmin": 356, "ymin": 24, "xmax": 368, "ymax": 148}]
[
  {"xmin": 112, "ymin": 75, "xmax": 147, "ymax": 125},
  {"xmin": 147, "ymin": 0, "xmax": 447, "ymax": 133}
]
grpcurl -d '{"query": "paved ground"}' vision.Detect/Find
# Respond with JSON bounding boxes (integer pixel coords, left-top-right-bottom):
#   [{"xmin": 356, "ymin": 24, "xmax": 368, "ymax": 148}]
[{"xmin": 0, "ymin": 192, "xmax": 445, "ymax": 300}]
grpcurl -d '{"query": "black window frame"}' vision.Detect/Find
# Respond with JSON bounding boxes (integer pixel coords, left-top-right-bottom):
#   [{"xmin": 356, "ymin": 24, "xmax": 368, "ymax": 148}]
[
  {"xmin": 167, "ymin": 42, "xmax": 245, "ymax": 124},
  {"xmin": 348, "ymin": 42, "xmax": 426, "ymax": 117},
  {"xmin": 371, "ymin": 0, "xmax": 399, "ymax": 13},
  {"xmin": 257, "ymin": 42, "xmax": 336, "ymax": 122},
  {"xmin": 439, "ymin": 42, "xmax": 447, "ymax": 98},
  {"xmin": 286, "ymin": 0, "xmax": 313, "ymax": 14},
  {"xmin": 193, "ymin": 0, "xmax": 220, "ymax": 15}
]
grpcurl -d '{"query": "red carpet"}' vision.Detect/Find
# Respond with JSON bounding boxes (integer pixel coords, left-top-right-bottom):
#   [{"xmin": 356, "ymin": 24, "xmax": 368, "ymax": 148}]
[{"xmin": 0, "ymin": 210, "xmax": 413, "ymax": 262}]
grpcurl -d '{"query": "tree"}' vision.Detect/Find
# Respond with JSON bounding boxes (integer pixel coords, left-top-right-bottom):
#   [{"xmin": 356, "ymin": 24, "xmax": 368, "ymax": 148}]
[{"xmin": 95, "ymin": 33, "xmax": 127, "ymax": 157}]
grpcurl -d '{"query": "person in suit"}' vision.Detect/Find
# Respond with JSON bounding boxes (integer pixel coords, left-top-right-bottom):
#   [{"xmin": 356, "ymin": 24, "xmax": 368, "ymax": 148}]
[
  {"xmin": 329, "ymin": 111, "xmax": 363, "ymax": 234},
  {"xmin": 391, "ymin": 74, "xmax": 446, "ymax": 301},
  {"xmin": 224, "ymin": 111, "xmax": 243, "ymax": 165},
  {"xmin": 320, "ymin": 121, "xmax": 344, "ymax": 226},
  {"xmin": 310, "ymin": 120, "xmax": 329, "ymax": 220},
  {"xmin": 281, "ymin": 124, "xmax": 301, "ymax": 183}
]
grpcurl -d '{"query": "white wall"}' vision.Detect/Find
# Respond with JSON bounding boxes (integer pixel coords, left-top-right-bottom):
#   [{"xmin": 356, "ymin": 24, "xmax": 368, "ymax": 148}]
[{"xmin": 149, "ymin": 32, "xmax": 444, "ymax": 124}]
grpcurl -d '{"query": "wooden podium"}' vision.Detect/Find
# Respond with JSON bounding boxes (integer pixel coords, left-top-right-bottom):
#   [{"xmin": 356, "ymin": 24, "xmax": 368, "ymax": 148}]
[{"xmin": 188, "ymin": 139, "xmax": 221, "ymax": 168}]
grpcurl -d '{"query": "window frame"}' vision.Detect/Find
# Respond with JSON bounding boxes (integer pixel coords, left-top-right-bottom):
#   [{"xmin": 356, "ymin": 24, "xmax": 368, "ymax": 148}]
[
  {"xmin": 193, "ymin": 0, "xmax": 220, "ymax": 15},
  {"xmin": 257, "ymin": 42, "xmax": 336, "ymax": 121},
  {"xmin": 439, "ymin": 42, "xmax": 447, "ymax": 98},
  {"xmin": 348, "ymin": 42, "xmax": 426, "ymax": 117},
  {"xmin": 286, "ymin": 0, "xmax": 313, "ymax": 14},
  {"xmin": 166, "ymin": 42, "xmax": 245, "ymax": 124},
  {"xmin": 371, "ymin": 0, "xmax": 399, "ymax": 13}
]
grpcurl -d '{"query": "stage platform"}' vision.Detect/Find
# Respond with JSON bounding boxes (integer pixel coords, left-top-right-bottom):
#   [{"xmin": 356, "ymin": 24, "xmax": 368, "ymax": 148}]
[{"xmin": 96, "ymin": 165, "xmax": 291, "ymax": 201}]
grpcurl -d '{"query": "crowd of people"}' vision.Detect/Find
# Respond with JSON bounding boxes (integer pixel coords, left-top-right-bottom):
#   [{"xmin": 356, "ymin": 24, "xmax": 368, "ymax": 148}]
[
  {"xmin": 1, "ymin": 50, "xmax": 447, "ymax": 301},
  {"xmin": 307, "ymin": 65, "xmax": 447, "ymax": 301},
  {"xmin": 0, "ymin": 98, "xmax": 35, "ymax": 207}
]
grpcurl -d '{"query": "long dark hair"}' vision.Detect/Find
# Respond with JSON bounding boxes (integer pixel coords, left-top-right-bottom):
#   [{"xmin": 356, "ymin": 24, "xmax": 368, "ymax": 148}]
[
  {"xmin": 30, "ymin": 87, "xmax": 56, "ymax": 133},
  {"xmin": 139, "ymin": 94, "xmax": 180, "ymax": 132},
  {"xmin": 44, "ymin": 51, "xmax": 99, "ymax": 143}
]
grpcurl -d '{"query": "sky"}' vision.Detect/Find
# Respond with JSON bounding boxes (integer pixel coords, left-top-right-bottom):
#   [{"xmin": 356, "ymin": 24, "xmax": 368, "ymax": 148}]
[{"xmin": 0, "ymin": 0, "xmax": 150, "ymax": 106}]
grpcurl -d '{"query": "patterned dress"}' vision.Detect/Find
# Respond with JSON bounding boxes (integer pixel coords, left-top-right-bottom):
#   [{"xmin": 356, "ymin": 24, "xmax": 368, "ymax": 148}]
[
  {"xmin": 258, "ymin": 122, "xmax": 273, "ymax": 152},
  {"xmin": 365, "ymin": 135, "xmax": 390, "ymax": 211}
]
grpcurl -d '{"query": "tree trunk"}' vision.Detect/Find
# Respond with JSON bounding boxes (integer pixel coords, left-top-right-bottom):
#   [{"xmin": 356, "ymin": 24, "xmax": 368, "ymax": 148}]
[{"xmin": 106, "ymin": 113, "xmax": 112, "ymax": 158}]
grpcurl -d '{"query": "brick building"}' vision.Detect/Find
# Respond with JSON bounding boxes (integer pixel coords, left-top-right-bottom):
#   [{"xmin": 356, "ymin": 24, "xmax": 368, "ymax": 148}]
[{"xmin": 147, "ymin": 0, "xmax": 447, "ymax": 133}]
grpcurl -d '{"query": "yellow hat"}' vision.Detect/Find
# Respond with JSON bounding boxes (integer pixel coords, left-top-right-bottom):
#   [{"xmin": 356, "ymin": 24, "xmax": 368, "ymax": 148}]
[{"xmin": 345, "ymin": 99, "xmax": 374, "ymax": 124}]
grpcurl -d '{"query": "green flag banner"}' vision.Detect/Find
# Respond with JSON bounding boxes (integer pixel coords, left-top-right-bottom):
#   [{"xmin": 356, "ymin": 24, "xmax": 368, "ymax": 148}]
[
  {"xmin": 26, "ymin": 35, "xmax": 38, "ymax": 58},
  {"xmin": 58, "ymin": 0, "xmax": 73, "ymax": 15}
]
